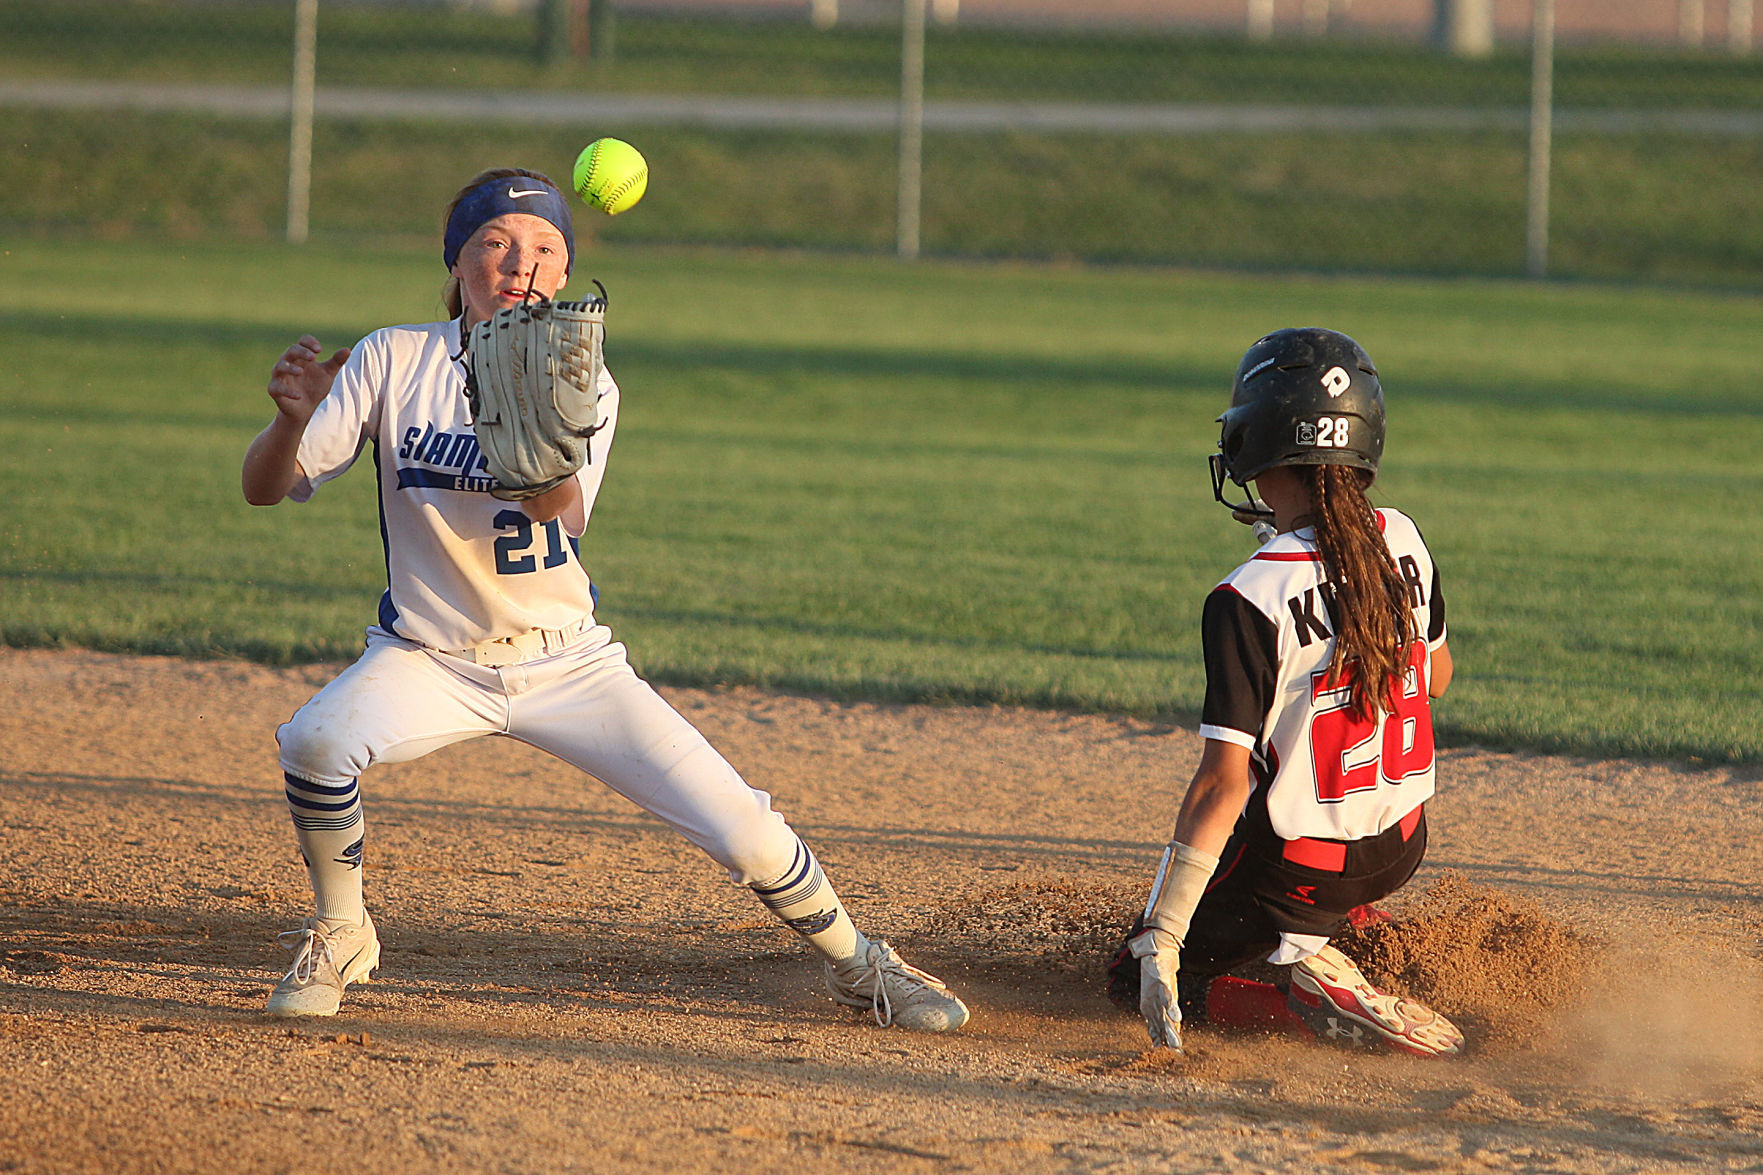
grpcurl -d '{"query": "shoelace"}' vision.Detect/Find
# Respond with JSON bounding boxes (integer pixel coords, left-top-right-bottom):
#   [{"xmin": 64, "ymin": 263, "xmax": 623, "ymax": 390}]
[
  {"xmin": 848, "ymin": 947, "xmax": 947, "ymax": 1028},
  {"xmin": 277, "ymin": 924, "xmax": 338, "ymax": 986},
  {"xmin": 842, "ymin": 955, "xmax": 894, "ymax": 1027}
]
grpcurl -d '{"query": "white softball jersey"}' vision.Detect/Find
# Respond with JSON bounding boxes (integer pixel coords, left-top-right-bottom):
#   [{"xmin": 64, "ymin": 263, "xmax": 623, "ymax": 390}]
[
  {"xmin": 290, "ymin": 318, "xmax": 616, "ymax": 652},
  {"xmin": 1198, "ymin": 509, "xmax": 1447, "ymax": 844},
  {"xmin": 277, "ymin": 317, "xmax": 800, "ymax": 884}
]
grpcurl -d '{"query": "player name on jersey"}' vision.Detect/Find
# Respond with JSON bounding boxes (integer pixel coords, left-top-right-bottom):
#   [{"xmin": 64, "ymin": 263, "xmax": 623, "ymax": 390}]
[{"xmin": 1200, "ymin": 509, "xmax": 1446, "ymax": 844}]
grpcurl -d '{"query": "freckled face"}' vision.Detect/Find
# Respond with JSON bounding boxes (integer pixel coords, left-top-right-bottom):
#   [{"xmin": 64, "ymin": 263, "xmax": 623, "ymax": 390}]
[{"xmin": 452, "ymin": 213, "xmax": 569, "ymax": 327}]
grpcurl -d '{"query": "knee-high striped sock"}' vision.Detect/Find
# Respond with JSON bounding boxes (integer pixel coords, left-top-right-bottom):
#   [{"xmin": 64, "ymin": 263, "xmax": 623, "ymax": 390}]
[
  {"xmin": 283, "ymin": 771, "xmax": 366, "ymax": 925},
  {"xmin": 750, "ymin": 838, "xmax": 868, "ymax": 970}
]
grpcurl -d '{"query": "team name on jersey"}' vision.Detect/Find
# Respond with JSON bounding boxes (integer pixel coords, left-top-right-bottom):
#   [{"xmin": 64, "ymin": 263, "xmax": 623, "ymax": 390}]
[
  {"xmin": 395, "ymin": 423, "xmax": 496, "ymax": 493},
  {"xmin": 1285, "ymin": 554, "xmax": 1429, "ymax": 648}
]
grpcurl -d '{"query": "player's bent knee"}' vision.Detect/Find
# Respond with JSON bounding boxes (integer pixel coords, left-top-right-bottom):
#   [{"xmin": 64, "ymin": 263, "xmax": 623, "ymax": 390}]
[
  {"xmin": 699, "ymin": 805, "xmax": 799, "ymax": 886},
  {"xmin": 276, "ymin": 712, "xmax": 371, "ymax": 783}
]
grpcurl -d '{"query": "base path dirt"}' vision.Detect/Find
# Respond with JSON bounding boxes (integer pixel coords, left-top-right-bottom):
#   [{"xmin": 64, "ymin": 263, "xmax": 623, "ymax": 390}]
[{"xmin": 1, "ymin": 648, "xmax": 1759, "ymax": 1174}]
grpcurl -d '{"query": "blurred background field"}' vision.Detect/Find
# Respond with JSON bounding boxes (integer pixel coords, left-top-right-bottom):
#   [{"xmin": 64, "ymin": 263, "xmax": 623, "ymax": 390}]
[
  {"xmin": 1, "ymin": 1, "xmax": 1759, "ymax": 761},
  {"xmin": 3, "ymin": 0, "xmax": 1761, "ymax": 283}
]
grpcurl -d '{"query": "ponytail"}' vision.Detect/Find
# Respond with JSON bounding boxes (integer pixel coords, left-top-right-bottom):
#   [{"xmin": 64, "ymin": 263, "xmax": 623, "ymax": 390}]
[{"xmin": 1303, "ymin": 464, "xmax": 1416, "ymax": 720}]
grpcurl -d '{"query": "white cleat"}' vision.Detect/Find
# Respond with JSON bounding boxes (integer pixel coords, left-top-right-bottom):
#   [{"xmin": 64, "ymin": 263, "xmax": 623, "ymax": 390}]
[
  {"xmin": 825, "ymin": 940, "xmax": 970, "ymax": 1034},
  {"xmin": 1287, "ymin": 944, "xmax": 1463, "ymax": 1057},
  {"xmin": 265, "ymin": 912, "xmax": 381, "ymax": 1019}
]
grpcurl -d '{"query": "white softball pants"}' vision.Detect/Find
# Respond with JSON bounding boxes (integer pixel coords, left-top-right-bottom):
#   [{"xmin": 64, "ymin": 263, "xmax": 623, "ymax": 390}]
[{"xmin": 276, "ymin": 625, "xmax": 801, "ymax": 884}]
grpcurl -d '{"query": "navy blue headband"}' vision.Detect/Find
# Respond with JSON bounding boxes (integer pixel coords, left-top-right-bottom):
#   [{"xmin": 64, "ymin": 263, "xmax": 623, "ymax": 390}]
[{"xmin": 443, "ymin": 176, "xmax": 575, "ymax": 272}]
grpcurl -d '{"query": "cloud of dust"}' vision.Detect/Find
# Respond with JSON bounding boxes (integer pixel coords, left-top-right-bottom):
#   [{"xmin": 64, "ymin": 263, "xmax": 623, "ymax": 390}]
[
  {"xmin": 1561, "ymin": 941, "xmax": 1763, "ymax": 1099},
  {"xmin": 1342, "ymin": 873, "xmax": 1762, "ymax": 1097}
]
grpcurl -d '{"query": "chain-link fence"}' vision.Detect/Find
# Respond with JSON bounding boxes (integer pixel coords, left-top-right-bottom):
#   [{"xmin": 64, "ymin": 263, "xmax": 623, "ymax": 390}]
[{"xmin": 2, "ymin": 0, "xmax": 1759, "ymax": 287}]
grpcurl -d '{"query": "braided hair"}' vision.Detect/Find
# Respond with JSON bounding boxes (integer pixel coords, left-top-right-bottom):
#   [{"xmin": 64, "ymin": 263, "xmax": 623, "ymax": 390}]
[{"xmin": 1301, "ymin": 464, "xmax": 1416, "ymax": 721}]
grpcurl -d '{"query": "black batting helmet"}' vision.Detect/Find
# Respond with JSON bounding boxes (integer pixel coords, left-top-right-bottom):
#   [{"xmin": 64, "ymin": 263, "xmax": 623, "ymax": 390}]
[{"xmin": 1209, "ymin": 328, "xmax": 1385, "ymax": 519}]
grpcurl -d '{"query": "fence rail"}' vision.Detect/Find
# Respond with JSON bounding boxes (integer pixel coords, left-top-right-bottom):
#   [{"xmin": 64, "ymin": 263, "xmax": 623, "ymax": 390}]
[
  {"xmin": 14, "ymin": 78, "xmax": 1763, "ymax": 135},
  {"xmin": 2, "ymin": 0, "xmax": 1759, "ymax": 288}
]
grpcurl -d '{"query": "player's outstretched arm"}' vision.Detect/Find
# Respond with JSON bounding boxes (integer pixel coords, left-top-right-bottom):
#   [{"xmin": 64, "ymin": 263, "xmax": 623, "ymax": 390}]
[
  {"xmin": 242, "ymin": 337, "xmax": 350, "ymax": 506},
  {"xmin": 1125, "ymin": 740, "xmax": 1251, "ymax": 1049}
]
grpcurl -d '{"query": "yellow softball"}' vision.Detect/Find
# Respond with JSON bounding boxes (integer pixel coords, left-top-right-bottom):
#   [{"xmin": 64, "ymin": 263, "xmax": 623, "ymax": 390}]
[{"xmin": 572, "ymin": 138, "xmax": 649, "ymax": 216}]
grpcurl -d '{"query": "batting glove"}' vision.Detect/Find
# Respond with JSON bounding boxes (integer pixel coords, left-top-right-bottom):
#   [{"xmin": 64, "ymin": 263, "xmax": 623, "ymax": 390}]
[{"xmin": 1129, "ymin": 928, "xmax": 1184, "ymax": 1050}]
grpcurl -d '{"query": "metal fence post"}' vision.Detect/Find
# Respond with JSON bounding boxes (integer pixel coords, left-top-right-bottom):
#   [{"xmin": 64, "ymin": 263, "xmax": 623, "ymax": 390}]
[
  {"xmin": 1246, "ymin": 0, "xmax": 1274, "ymax": 40},
  {"xmin": 1526, "ymin": 0, "xmax": 1554, "ymax": 279},
  {"xmin": 1435, "ymin": 0, "xmax": 1494, "ymax": 56},
  {"xmin": 287, "ymin": 0, "xmax": 317, "ymax": 245},
  {"xmin": 897, "ymin": 0, "xmax": 926, "ymax": 260},
  {"xmin": 1680, "ymin": 0, "xmax": 1705, "ymax": 46}
]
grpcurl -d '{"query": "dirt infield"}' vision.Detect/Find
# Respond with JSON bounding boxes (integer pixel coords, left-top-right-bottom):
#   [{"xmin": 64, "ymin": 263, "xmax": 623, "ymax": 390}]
[{"xmin": 1, "ymin": 647, "xmax": 1759, "ymax": 1174}]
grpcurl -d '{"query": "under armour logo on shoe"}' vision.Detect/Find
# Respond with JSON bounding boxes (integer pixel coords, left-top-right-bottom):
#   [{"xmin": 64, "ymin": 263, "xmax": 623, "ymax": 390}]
[{"xmin": 1325, "ymin": 1017, "xmax": 1365, "ymax": 1044}]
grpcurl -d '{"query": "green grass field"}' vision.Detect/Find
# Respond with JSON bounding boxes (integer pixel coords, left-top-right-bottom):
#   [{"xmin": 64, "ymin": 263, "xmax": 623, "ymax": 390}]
[
  {"xmin": 7, "ymin": 110, "xmax": 1761, "ymax": 288},
  {"xmin": 2, "ymin": 236, "xmax": 1759, "ymax": 761}
]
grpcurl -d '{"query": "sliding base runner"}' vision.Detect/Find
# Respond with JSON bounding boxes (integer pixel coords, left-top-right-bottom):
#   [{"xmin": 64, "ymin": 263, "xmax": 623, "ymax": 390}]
[{"xmin": 1107, "ymin": 327, "xmax": 1461, "ymax": 1058}]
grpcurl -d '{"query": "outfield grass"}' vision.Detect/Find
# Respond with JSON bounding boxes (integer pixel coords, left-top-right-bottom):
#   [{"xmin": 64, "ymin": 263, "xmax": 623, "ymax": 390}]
[
  {"xmin": 1, "ymin": 236, "xmax": 1759, "ymax": 761},
  {"xmin": 6, "ymin": 111, "xmax": 1762, "ymax": 288}
]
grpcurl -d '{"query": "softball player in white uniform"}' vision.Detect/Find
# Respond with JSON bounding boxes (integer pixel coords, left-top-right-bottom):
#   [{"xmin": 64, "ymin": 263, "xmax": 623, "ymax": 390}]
[
  {"xmin": 1109, "ymin": 328, "xmax": 1463, "ymax": 1057},
  {"xmin": 240, "ymin": 166, "xmax": 967, "ymax": 1033}
]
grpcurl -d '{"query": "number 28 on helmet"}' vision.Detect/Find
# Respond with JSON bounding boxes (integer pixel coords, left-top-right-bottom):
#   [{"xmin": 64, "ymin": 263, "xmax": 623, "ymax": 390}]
[{"xmin": 1209, "ymin": 327, "xmax": 1387, "ymax": 520}]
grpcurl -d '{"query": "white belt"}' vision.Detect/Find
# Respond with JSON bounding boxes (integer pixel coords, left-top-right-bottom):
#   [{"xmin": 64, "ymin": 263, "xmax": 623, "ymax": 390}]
[{"xmin": 443, "ymin": 619, "xmax": 591, "ymax": 667}]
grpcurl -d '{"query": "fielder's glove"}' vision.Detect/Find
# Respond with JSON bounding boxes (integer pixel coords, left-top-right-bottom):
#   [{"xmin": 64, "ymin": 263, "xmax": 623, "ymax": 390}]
[{"xmin": 463, "ymin": 284, "xmax": 608, "ymax": 501}]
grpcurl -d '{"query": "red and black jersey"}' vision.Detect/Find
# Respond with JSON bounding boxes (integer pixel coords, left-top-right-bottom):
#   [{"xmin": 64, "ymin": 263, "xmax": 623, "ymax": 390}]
[{"xmin": 1199, "ymin": 509, "xmax": 1446, "ymax": 843}]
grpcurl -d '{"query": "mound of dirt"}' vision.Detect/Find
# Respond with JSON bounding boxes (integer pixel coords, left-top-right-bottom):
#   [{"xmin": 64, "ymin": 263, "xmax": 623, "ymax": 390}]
[
  {"xmin": 927, "ymin": 866, "xmax": 1601, "ymax": 1060},
  {"xmin": 1340, "ymin": 871, "xmax": 1600, "ymax": 1054}
]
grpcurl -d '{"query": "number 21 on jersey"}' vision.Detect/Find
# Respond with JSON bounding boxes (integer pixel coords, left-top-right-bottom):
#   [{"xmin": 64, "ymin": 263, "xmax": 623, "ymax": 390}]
[
  {"xmin": 493, "ymin": 509, "xmax": 570, "ymax": 575},
  {"xmin": 1307, "ymin": 641, "xmax": 1435, "ymax": 803}
]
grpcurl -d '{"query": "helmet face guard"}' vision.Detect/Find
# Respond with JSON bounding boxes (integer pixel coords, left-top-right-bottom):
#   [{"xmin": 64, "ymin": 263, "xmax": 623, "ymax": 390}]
[
  {"xmin": 1209, "ymin": 452, "xmax": 1273, "ymax": 520},
  {"xmin": 1208, "ymin": 327, "xmax": 1385, "ymax": 519}
]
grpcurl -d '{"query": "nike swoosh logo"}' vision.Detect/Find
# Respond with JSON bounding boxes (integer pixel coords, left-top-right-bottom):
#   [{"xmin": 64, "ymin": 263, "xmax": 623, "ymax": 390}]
[{"xmin": 508, "ymin": 186, "xmax": 547, "ymax": 199}]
